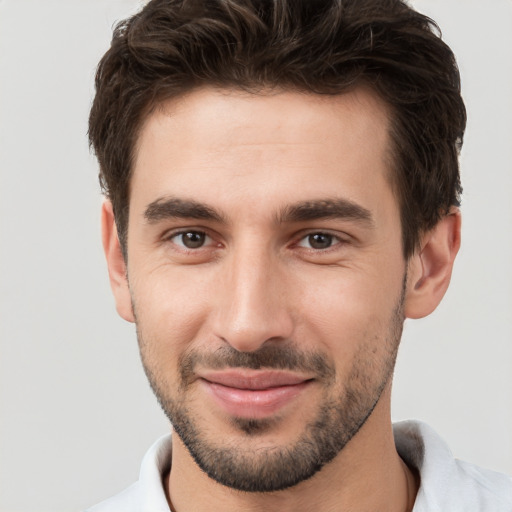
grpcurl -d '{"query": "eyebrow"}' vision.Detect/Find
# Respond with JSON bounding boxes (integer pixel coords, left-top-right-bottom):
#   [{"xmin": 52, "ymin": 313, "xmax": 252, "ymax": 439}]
[
  {"xmin": 278, "ymin": 199, "xmax": 374, "ymax": 227},
  {"xmin": 144, "ymin": 197, "xmax": 224, "ymax": 223},
  {"xmin": 143, "ymin": 196, "xmax": 374, "ymax": 228}
]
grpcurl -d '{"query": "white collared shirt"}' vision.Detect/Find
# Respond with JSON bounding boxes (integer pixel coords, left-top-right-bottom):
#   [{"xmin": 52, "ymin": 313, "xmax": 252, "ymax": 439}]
[{"xmin": 86, "ymin": 421, "xmax": 512, "ymax": 511}]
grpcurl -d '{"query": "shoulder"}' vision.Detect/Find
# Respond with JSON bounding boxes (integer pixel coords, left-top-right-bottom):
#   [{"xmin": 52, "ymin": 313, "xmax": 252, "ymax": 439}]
[
  {"xmin": 453, "ymin": 457, "xmax": 512, "ymax": 509},
  {"xmin": 85, "ymin": 482, "xmax": 142, "ymax": 512},
  {"xmin": 394, "ymin": 420, "xmax": 512, "ymax": 512},
  {"xmin": 84, "ymin": 434, "xmax": 173, "ymax": 512}
]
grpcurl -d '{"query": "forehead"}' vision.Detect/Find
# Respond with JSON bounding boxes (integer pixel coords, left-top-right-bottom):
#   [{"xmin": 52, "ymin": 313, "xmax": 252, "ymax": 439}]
[{"xmin": 130, "ymin": 86, "xmax": 395, "ymax": 222}]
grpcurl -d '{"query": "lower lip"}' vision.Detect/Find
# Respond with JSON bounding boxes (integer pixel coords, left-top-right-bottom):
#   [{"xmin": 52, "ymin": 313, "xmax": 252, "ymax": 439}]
[{"xmin": 201, "ymin": 380, "xmax": 311, "ymax": 419}]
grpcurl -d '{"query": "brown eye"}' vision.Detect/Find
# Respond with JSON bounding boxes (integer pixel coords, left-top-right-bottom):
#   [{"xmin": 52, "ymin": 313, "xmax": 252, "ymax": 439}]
[
  {"xmin": 309, "ymin": 233, "xmax": 333, "ymax": 249},
  {"xmin": 173, "ymin": 231, "xmax": 208, "ymax": 249},
  {"xmin": 298, "ymin": 233, "xmax": 335, "ymax": 250}
]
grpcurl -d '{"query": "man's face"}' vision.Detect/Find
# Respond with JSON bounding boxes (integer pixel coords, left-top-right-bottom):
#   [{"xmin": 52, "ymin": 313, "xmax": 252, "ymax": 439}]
[{"xmin": 122, "ymin": 87, "xmax": 409, "ymax": 491}]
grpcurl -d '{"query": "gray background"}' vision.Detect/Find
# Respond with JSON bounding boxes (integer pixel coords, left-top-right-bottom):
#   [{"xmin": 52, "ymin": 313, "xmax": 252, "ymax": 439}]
[{"xmin": 1, "ymin": 1, "xmax": 511, "ymax": 510}]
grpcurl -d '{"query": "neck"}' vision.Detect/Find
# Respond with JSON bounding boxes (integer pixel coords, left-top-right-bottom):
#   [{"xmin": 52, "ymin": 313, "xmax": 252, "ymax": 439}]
[{"xmin": 166, "ymin": 389, "xmax": 418, "ymax": 512}]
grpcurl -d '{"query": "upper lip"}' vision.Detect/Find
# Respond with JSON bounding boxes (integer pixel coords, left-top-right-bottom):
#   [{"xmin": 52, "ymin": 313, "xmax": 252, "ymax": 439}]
[{"xmin": 198, "ymin": 370, "xmax": 312, "ymax": 390}]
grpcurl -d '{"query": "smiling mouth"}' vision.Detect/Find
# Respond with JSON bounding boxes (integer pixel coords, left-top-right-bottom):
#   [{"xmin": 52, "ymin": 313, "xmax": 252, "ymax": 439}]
[{"xmin": 198, "ymin": 370, "xmax": 314, "ymax": 419}]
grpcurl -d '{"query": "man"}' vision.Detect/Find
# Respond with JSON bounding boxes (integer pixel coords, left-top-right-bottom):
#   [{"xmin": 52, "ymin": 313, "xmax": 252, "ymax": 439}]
[{"xmin": 87, "ymin": 0, "xmax": 512, "ymax": 510}]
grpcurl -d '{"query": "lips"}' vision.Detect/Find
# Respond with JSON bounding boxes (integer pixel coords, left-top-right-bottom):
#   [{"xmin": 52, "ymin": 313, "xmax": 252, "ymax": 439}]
[{"xmin": 198, "ymin": 370, "xmax": 313, "ymax": 419}]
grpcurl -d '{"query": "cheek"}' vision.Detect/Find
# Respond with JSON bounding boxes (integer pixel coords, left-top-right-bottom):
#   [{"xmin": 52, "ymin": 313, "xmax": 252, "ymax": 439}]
[
  {"xmin": 296, "ymin": 269, "xmax": 402, "ymax": 354},
  {"xmin": 130, "ymin": 268, "xmax": 213, "ymax": 355}
]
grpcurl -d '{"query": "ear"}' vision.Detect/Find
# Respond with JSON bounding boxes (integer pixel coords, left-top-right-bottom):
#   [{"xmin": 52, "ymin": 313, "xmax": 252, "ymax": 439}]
[
  {"xmin": 101, "ymin": 200, "xmax": 135, "ymax": 323},
  {"xmin": 404, "ymin": 209, "xmax": 461, "ymax": 319}
]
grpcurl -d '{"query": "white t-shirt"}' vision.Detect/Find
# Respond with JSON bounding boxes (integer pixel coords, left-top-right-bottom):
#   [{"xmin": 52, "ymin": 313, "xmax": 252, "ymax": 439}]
[{"xmin": 86, "ymin": 421, "xmax": 512, "ymax": 511}]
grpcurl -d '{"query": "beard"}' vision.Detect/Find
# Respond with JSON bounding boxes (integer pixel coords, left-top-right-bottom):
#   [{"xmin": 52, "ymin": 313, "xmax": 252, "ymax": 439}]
[{"xmin": 135, "ymin": 278, "xmax": 406, "ymax": 493}]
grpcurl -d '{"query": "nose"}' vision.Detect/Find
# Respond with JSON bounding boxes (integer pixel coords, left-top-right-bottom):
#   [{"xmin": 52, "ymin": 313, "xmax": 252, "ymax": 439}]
[{"xmin": 212, "ymin": 241, "xmax": 294, "ymax": 353}]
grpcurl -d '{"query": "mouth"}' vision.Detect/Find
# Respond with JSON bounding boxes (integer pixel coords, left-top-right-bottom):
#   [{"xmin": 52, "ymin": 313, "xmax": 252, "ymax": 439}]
[{"xmin": 198, "ymin": 369, "xmax": 314, "ymax": 419}]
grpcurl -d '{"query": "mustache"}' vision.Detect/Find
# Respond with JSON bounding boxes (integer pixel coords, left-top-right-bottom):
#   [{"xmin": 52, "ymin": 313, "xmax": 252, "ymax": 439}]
[{"xmin": 179, "ymin": 344, "xmax": 335, "ymax": 385}]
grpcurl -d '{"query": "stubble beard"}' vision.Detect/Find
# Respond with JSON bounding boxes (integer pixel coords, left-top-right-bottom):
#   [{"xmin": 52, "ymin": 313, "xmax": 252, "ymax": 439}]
[{"xmin": 135, "ymin": 280, "xmax": 406, "ymax": 493}]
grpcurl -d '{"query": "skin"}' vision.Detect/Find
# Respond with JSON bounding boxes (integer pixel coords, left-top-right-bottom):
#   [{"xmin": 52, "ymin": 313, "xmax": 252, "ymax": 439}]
[{"xmin": 102, "ymin": 87, "xmax": 461, "ymax": 512}]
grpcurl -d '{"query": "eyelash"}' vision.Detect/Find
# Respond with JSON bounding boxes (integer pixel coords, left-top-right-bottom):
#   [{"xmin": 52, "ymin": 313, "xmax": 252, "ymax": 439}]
[
  {"xmin": 164, "ymin": 230, "xmax": 216, "ymax": 250},
  {"xmin": 295, "ymin": 231, "xmax": 345, "ymax": 251},
  {"xmin": 163, "ymin": 229, "xmax": 347, "ymax": 253}
]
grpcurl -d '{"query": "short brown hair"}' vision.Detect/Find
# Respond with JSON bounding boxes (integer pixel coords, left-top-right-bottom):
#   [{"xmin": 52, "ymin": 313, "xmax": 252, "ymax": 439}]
[{"xmin": 89, "ymin": 0, "xmax": 466, "ymax": 258}]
